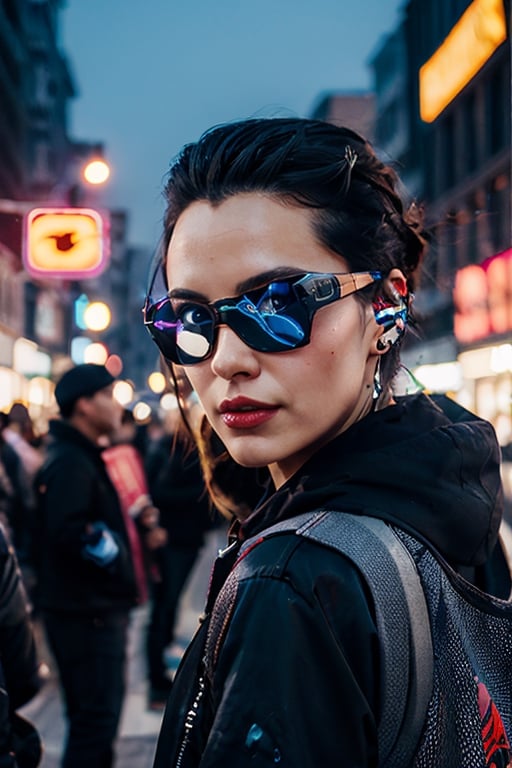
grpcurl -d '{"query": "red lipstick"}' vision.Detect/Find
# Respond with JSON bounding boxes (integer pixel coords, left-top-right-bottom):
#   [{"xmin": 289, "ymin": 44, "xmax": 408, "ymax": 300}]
[{"xmin": 218, "ymin": 396, "xmax": 279, "ymax": 429}]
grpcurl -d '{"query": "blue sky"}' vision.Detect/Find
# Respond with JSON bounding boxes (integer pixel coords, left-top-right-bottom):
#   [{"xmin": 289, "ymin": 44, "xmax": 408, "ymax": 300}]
[{"xmin": 61, "ymin": 0, "xmax": 405, "ymax": 248}]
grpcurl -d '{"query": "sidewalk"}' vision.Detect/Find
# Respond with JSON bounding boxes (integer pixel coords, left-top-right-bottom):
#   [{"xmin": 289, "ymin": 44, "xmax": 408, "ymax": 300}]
[
  {"xmin": 20, "ymin": 608, "xmax": 164, "ymax": 767},
  {"xmin": 20, "ymin": 527, "xmax": 226, "ymax": 768}
]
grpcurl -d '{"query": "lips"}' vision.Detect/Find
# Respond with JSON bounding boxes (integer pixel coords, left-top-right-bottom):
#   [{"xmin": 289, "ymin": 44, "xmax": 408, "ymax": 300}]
[{"xmin": 218, "ymin": 396, "xmax": 279, "ymax": 429}]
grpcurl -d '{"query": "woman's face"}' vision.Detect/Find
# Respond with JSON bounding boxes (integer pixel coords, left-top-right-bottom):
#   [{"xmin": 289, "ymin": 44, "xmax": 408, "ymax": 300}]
[{"xmin": 166, "ymin": 193, "xmax": 384, "ymax": 488}]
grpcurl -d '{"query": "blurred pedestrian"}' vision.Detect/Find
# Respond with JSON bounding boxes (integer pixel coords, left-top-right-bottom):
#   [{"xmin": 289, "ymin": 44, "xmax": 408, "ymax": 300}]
[
  {"xmin": 0, "ymin": 421, "xmax": 16, "ymax": 542},
  {"xmin": 0, "ymin": 522, "xmax": 42, "ymax": 767},
  {"xmin": 3, "ymin": 404, "xmax": 43, "ymax": 480},
  {"xmin": 34, "ymin": 364, "xmax": 139, "ymax": 768},
  {"xmin": 144, "ymin": 402, "xmax": 214, "ymax": 710},
  {"xmin": 144, "ymin": 117, "xmax": 512, "ymax": 767},
  {"xmin": 1, "ymin": 407, "xmax": 43, "ymax": 564}
]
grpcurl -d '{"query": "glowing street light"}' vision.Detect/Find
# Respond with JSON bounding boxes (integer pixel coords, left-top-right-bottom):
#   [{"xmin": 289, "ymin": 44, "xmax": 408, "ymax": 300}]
[
  {"xmin": 83, "ymin": 301, "xmax": 111, "ymax": 332},
  {"xmin": 82, "ymin": 158, "xmax": 111, "ymax": 186}
]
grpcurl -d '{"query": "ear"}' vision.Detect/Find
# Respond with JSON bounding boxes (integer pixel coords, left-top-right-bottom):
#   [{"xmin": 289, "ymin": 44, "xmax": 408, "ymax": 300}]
[
  {"xmin": 371, "ymin": 268, "xmax": 409, "ymax": 354},
  {"xmin": 387, "ymin": 268, "xmax": 408, "ymax": 301}
]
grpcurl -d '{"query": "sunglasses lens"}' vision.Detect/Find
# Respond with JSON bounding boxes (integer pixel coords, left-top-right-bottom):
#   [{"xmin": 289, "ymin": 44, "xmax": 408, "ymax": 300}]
[
  {"xmin": 147, "ymin": 300, "xmax": 215, "ymax": 364},
  {"xmin": 220, "ymin": 280, "xmax": 308, "ymax": 352},
  {"xmin": 145, "ymin": 298, "xmax": 180, "ymax": 361},
  {"xmin": 175, "ymin": 304, "xmax": 215, "ymax": 363}
]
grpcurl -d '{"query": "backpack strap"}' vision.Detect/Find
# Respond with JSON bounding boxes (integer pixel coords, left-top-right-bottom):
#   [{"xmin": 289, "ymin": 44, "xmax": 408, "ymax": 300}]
[{"xmin": 245, "ymin": 510, "xmax": 433, "ymax": 768}]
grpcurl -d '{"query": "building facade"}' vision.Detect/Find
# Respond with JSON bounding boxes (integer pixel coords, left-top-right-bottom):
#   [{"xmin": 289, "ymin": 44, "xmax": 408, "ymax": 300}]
[
  {"xmin": 0, "ymin": 0, "xmax": 143, "ymax": 430},
  {"xmin": 370, "ymin": 0, "xmax": 512, "ymax": 446},
  {"xmin": 310, "ymin": 90, "xmax": 376, "ymax": 142}
]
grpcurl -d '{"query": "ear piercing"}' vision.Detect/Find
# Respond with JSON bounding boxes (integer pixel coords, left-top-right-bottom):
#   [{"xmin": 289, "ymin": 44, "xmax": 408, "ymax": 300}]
[
  {"xmin": 377, "ymin": 324, "xmax": 403, "ymax": 350},
  {"xmin": 373, "ymin": 357, "xmax": 383, "ymax": 400}
]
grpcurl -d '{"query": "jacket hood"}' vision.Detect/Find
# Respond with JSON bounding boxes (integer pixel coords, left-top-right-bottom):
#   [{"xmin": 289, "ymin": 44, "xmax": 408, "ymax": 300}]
[{"xmin": 242, "ymin": 394, "xmax": 504, "ymax": 567}]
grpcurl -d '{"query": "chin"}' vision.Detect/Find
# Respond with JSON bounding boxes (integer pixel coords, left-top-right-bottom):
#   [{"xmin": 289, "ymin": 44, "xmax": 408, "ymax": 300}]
[
  {"xmin": 225, "ymin": 442, "xmax": 274, "ymax": 470},
  {"xmin": 217, "ymin": 426, "xmax": 291, "ymax": 470},
  {"xmin": 229, "ymin": 452, "xmax": 269, "ymax": 470}
]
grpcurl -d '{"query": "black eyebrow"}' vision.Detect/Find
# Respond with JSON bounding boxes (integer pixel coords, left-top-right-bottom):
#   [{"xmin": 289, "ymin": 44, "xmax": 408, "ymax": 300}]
[
  {"xmin": 168, "ymin": 287, "xmax": 208, "ymax": 301},
  {"xmin": 168, "ymin": 266, "xmax": 305, "ymax": 301}
]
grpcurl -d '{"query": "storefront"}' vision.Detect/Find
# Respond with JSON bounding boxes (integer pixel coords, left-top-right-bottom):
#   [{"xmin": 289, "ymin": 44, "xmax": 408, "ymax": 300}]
[
  {"xmin": 452, "ymin": 248, "xmax": 512, "ymax": 446},
  {"xmin": 403, "ymin": 248, "xmax": 512, "ymax": 449},
  {"xmin": 0, "ymin": 335, "xmax": 56, "ymax": 435}
]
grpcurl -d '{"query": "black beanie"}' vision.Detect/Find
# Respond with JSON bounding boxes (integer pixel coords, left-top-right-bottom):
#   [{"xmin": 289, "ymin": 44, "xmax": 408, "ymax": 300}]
[{"xmin": 55, "ymin": 364, "xmax": 115, "ymax": 413}]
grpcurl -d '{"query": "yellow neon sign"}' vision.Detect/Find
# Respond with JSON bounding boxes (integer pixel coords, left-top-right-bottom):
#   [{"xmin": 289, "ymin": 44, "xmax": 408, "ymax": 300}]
[
  {"xmin": 419, "ymin": 0, "xmax": 507, "ymax": 123},
  {"xmin": 24, "ymin": 207, "xmax": 109, "ymax": 278}
]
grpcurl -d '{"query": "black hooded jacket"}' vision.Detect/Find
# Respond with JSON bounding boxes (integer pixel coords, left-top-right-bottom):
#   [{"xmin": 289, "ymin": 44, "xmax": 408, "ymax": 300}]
[
  {"xmin": 34, "ymin": 420, "xmax": 138, "ymax": 615},
  {"xmin": 153, "ymin": 394, "xmax": 510, "ymax": 768}
]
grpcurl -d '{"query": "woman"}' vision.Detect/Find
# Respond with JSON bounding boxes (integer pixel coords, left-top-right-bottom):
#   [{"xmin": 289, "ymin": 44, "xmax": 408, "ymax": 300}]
[{"xmin": 144, "ymin": 118, "xmax": 510, "ymax": 767}]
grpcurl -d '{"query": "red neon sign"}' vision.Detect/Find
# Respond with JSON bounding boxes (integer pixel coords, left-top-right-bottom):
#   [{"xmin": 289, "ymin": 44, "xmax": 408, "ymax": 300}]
[{"xmin": 453, "ymin": 248, "xmax": 512, "ymax": 343}]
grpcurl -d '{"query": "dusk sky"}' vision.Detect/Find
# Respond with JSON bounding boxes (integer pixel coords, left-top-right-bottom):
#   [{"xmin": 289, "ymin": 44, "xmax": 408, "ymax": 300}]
[{"xmin": 61, "ymin": 0, "xmax": 405, "ymax": 249}]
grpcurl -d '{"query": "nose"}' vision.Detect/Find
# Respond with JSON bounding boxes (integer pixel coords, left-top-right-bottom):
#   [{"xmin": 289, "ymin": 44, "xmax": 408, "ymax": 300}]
[{"xmin": 210, "ymin": 324, "xmax": 261, "ymax": 380}]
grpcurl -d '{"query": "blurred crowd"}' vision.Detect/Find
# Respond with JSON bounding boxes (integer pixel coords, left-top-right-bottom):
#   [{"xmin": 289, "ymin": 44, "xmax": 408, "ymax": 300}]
[{"xmin": 0, "ymin": 369, "xmax": 221, "ymax": 767}]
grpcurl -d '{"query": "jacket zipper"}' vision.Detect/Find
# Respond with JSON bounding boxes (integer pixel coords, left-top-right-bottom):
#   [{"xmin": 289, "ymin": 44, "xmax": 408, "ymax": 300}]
[
  {"xmin": 175, "ymin": 673, "xmax": 206, "ymax": 767},
  {"xmin": 175, "ymin": 540, "xmax": 239, "ymax": 765}
]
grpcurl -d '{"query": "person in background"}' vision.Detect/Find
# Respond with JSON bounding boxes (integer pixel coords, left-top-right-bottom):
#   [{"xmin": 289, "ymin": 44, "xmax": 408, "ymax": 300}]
[
  {"xmin": 1, "ymin": 406, "xmax": 43, "ymax": 564},
  {"xmin": 103, "ymin": 408, "xmax": 168, "ymax": 606},
  {"xmin": 0, "ymin": 417, "xmax": 17, "ymax": 543},
  {"xmin": 144, "ymin": 398, "xmax": 215, "ymax": 711},
  {"xmin": 0, "ymin": 521, "xmax": 42, "ymax": 767},
  {"xmin": 143, "ymin": 117, "xmax": 511, "ymax": 767},
  {"xmin": 34, "ymin": 364, "xmax": 138, "ymax": 768},
  {"xmin": 3, "ymin": 404, "xmax": 44, "ymax": 480}
]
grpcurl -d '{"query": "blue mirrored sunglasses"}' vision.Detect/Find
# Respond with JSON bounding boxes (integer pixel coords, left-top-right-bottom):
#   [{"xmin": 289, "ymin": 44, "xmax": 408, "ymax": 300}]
[{"xmin": 143, "ymin": 270, "xmax": 382, "ymax": 365}]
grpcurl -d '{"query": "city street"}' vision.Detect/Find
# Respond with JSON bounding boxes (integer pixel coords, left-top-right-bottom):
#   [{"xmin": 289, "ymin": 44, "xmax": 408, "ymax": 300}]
[
  {"xmin": 19, "ymin": 528, "xmax": 225, "ymax": 767},
  {"xmin": 16, "ymin": 519, "xmax": 512, "ymax": 767}
]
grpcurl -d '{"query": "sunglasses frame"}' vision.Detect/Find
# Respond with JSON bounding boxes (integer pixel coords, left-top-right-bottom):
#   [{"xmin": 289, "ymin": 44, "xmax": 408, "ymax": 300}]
[{"xmin": 143, "ymin": 269, "xmax": 383, "ymax": 365}]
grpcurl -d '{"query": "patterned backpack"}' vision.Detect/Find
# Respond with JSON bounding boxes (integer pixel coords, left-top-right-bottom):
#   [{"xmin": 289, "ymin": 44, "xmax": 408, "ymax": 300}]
[{"xmin": 234, "ymin": 510, "xmax": 512, "ymax": 767}]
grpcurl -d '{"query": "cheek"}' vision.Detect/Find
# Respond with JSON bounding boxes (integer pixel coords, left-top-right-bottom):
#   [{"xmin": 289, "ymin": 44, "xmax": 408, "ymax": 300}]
[
  {"xmin": 319, "ymin": 303, "xmax": 375, "ymax": 360},
  {"xmin": 310, "ymin": 319, "xmax": 352, "ymax": 366},
  {"xmin": 307, "ymin": 320, "xmax": 371, "ymax": 392}
]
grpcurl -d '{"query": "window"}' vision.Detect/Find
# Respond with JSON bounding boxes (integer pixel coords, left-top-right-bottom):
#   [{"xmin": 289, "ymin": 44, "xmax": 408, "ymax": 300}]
[
  {"xmin": 485, "ymin": 65, "xmax": 507, "ymax": 156},
  {"xmin": 463, "ymin": 93, "xmax": 477, "ymax": 174}
]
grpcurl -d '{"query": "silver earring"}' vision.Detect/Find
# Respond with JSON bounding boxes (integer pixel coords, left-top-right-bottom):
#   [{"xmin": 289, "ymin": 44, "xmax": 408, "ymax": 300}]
[
  {"xmin": 373, "ymin": 357, "xmax": 382, "ymax": 400},
  {"xmin": 377, "ymin": 324, "xmax": 403, "ymax": 351}
]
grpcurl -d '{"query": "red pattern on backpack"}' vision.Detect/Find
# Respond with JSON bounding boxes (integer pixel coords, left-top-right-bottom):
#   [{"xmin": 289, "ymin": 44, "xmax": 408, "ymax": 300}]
[{"xmin": 477, "ymin": 680, "xmax": 512, "ymax": 767}]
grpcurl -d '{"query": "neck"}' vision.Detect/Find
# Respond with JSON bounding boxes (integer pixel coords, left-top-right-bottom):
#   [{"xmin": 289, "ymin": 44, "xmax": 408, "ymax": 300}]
[{"xmin": 68, "ymin": 415, "xmax": 101, "ymax": 445}]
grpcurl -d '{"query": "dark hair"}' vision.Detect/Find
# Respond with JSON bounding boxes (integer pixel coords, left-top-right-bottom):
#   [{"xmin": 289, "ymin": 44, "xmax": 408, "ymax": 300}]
[{"xmin": 161, "ymin": 117, "xmax": 426, "ymax": 516}]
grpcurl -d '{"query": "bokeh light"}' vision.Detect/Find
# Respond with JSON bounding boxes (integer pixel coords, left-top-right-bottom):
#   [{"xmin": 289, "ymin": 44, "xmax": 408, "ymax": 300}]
[
  {"xmin": 148, "ymin": 371, "xmax": 166, "ymax": 393},
  {"xmin": 106, "ymin": 354, "xmax": 123, "ymax": 377},
  {"xmin": 83, "ymin": 342, "xmax": 109, "ymax": 365},
  {"xmin": 160, "ymin": 393, "xmax": 178, "ymax": 411},
  {"xmin": 133, "ymin": 401, "xmax": 152, "ymax": 423},
  {"xmin": 113, "ymin": 380, "xmax": 134, "ymax": 406},
  {"xmin": 83, "ymin": 301, "xmax": 111, "ymax": 332}
]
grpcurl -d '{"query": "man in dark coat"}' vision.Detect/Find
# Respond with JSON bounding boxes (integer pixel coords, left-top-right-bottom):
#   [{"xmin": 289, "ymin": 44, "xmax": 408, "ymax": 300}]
[{"xmin": 34, "ymin": 364, "xmax": 138, "ymax": 768}]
